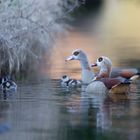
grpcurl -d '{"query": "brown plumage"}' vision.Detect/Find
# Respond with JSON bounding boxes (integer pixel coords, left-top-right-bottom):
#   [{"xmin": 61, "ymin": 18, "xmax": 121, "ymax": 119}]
[
  {"xmin": 99, "ymin": 77, "xmax": 125, "ymax": 89},
  {"xmin": 109, "ymin": 83, "xmax": 130, "ymax": 94},
  {"xmin": 111, "ymin": 68, "xmax": 138, "ymax": 79},
  {"xmin": 91, "ymin": 56, "xmax": 139, "ymax": 94}
]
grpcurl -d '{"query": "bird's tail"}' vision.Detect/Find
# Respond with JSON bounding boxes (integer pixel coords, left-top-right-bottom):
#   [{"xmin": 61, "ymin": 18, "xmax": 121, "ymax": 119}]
[
  {"xmin": 109, "ymin": 73, "xmax": 139, "ymax": 94},
  {"xmin": 130, "ymin": 74, "xmax": 139, "ymax": 81},
  {"xmin": 124, "ymin": 74, "xmax": 139, "ymax": 84}
]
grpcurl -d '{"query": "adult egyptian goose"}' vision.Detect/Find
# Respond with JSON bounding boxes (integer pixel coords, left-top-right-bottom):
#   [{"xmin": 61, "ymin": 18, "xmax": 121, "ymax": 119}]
[
  {"xmin": 66, "ymin": 49, "xmax": 95, "ymax": 84},
  {"xmin": 66, "ymin": 50, "xmax": 139, "ymax": 94},
  {"xmin": 61, "ymin": 75, "xmax": 81, "ymax": 87},
  {"xmin": 91, "ymin": 56, "xmax": 139, "ymax": 94},
  {"xmin": 66, "ymin": 49, "xmax": 107, "ymax": 93}
]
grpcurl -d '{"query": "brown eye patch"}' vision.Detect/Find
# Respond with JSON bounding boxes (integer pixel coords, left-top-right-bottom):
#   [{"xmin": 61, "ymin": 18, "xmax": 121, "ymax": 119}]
[
  {"xmin": 98, "ymin": 57, "xmax": 103, "ymax": 62},
  {"xmin": 62, "ymin": 75, "xmax": 67, "ymax": 79},
  {"xmin": 73, "ymin": 51, "xmax": 80, "ymax": 56}
]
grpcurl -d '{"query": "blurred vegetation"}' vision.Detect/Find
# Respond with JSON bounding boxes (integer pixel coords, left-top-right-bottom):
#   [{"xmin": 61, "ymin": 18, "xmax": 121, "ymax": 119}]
[
  {"xmin": 0, "ymin": 0, "xmax": 103, "ymax": 79},
  {"xmin": 0, "ymin": 0, "xmax": 67, "ymax": 79},
  {"xmin": 67, "ymin": 0, "xmax": 103, "ymax": 24}
]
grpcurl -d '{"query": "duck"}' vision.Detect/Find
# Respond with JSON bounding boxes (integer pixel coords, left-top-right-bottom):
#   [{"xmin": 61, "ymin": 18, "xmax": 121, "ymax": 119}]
[
  {"xmin": 66, "ymin": 49, "xmax": 108, "ymax": 93},
  {"xmin": 0, "ymin": 76, "xmax": 17, "ymax": 92},
  {"xmin": 61, "ymin": 75, "xmax": 81, "ymax": 88},
  {"xmin": 66, "ymin": 49, "xmax": 139, "ymax": 82},
  {"xmin": 66, "ymin": 49, "xmax": 139, "ymax": 94},
  {"xmin": 66, "ymin": 49, "xmax": 95, "ymax": 84},
  {"xmin": 90, "ymin": 56, "xmax": 139, "ymax": 94}
]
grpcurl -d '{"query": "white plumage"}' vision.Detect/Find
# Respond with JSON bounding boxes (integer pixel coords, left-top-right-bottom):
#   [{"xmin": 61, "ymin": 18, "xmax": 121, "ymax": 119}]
[
  {"xmin": 61, "ymin": 75, "xmax": 81, "ymax": 88},
  {"xmin": 66, "ymin": 49, "xmax": 108, "ymax": 94}
]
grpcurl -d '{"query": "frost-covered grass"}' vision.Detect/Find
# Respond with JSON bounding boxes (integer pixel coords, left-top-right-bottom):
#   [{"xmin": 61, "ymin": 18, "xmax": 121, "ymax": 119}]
[{"xmin": 0, "ymin": 0, "xmax": 83, "ymax": 79}]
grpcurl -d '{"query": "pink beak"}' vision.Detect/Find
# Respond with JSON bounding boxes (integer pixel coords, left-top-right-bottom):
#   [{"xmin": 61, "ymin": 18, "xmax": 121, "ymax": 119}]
[
  {"xmin": 91, "ymin": 63, "xmax": 97, "ymax": 67},
  {"xmin": 65, "ymin": 55, "xmax": 75, "ymax": 61}
]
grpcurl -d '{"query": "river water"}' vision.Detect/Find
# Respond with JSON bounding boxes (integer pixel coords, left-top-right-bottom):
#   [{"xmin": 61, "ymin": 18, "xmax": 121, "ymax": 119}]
[{"xmin": 0, "ymin": 0, "xmax": 140, "ymax": 140}]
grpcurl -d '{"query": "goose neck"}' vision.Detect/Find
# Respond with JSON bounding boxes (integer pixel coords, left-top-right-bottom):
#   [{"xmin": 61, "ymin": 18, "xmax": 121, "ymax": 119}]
[{"xmin": 80, "ymin": 59, "xmax": 90, "ymax": 70}]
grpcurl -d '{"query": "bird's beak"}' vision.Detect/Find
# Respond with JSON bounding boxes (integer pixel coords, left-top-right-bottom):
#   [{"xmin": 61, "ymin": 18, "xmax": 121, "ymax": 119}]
[
  {"xmin": 65, "ymin": 55, "xmax": 75, "ymax": 61},
  {"xmin": 91, "ymin": 63, "xmax": 97, "ymax": 67}
]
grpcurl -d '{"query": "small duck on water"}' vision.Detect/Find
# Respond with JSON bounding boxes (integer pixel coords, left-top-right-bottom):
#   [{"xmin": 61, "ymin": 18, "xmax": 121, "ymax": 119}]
[
  {"xmin": 0, "ymin": 76, "xmax": 17, "ymax": 92},
  {"xmin": 61, "ymin": 75, "xmax": 81, "ymax": 88}
]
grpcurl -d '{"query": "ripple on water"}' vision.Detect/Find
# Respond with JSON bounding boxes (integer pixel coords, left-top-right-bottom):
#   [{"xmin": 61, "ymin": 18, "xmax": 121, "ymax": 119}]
[{"xmin": 0, "ymin": 78, "xmax": 139, "ymax": 140}]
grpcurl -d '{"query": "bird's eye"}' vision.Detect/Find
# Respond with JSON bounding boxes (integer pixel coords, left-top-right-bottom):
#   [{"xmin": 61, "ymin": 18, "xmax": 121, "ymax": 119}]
[
  {"xmin": 73, "ymin": 51, "xmax": 79, "ymax": 56},
  {"xmin": 98, "ymin": 57, "xmax": 103, "ymax": 62},
  {"xmin": 62, "ymin": 75, "xmax": 67, "ymax": 79}
]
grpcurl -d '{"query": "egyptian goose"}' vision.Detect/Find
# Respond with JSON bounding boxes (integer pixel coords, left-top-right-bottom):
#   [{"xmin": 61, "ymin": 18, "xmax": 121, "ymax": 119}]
[
  {"xmin": 0, "ymin": 76, "xmax": 17, "ymax": 92},
  {"xmin": 66, "ymin": 49, "xmax": 108, "ymax": 93},
  {"xmin": 66, "ymin": 49, "xmax": 95, "ymax": 84},
  {"xmin": 91, "ymin": 56, "xmax": 139, "ymax": 94},
  {"xmin": 61, "ymin": 75, "xmax": 81, "ymax": 87}
]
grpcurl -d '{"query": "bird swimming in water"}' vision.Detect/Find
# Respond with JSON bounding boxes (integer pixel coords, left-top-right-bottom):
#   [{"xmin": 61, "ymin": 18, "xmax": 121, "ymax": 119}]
[
  {"xmin": 61, "ymin": 75, "xmax": 81, "ymax": 88},
  {"xmin": 66, "ymin": 49, "xmax": 139, "ymax": 94},
  {"xmin": 90, "ymin": 56, "xmax": 139, "ymax": 94},
  {"xmin": 66, "ymin": 49, "xmax": 107, "ymax": 93},
  {"xmin": 66, "ymin": 49, "xmax": 95, "ymax": 84},
  {"xmin": 66, "ymin": 49, "xmax": 139, "ymax": 82},
  {"xmin": 0, "ymin": 76, "xmax": 17, "ymax": 92}
]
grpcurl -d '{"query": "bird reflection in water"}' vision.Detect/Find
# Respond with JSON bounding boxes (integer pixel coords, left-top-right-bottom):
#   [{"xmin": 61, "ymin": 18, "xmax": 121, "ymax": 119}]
[
  {"xmin": 62, "ymin": 81, "xmax": 139, "ymax": 133},
  {"xmin": 0, "ymin": 99, "xmax": 11, "ymax": 134}
]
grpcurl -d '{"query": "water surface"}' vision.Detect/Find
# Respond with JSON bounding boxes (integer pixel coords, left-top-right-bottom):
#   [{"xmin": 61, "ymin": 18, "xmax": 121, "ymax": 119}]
[
  {"xmin": 1, "ymin": 0, "xmax": 140, "ymax": 140},
  {"xmin": 0, "ymin": 78, "xmax": 140, "ymax": 140}
]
